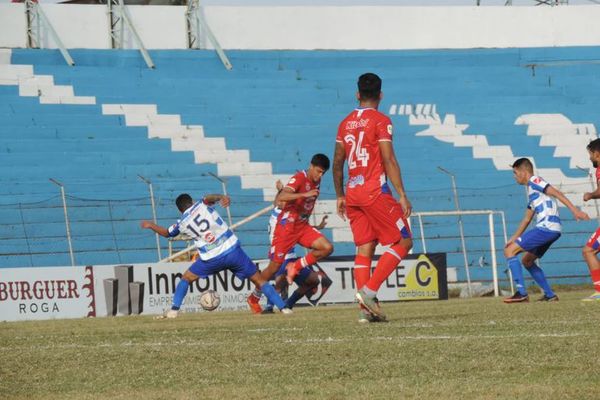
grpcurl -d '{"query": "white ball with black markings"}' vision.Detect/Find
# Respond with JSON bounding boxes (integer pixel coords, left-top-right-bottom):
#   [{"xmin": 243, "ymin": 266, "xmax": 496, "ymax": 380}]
[{"xmin": 199, "ymin": 290, "xmax": 221, "ymax": 311}]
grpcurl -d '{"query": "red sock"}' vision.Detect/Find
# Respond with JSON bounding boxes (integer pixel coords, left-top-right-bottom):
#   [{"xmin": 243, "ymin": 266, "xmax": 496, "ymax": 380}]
[
  {"xmin": 354, "ymin": 254, "xmax": 372, "ymax": 290},
  {"xmin": 591, "ymin": 269, "xmax": 600, "ymax": 292},
  {"xmin": 291, "ymin": 253, "xmax": 318, "ymax": 274},
  {"xmin": 365, "ymin": 244, "xmax": 408, "ymax": 292}
]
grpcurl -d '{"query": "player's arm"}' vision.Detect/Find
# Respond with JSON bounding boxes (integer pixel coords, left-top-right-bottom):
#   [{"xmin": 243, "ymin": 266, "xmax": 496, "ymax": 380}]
[
  {"xmin": 277, "ymin": 187, "xmax": 319, "ymax": 202},
  {"xmin": 584, "ymin": 178, "xmax": 600, "ymax": 201},
  {"xmin": 140, "ymin": 221, "xmax": 170, "ymax": 237},
  {"xmin": 507, "ymin": 208, "xmax": 534, "ymax": 245},
  {"xmin": 273, "ymin": 180, "xmax": 284, "ymax": 206},
  {"xmin": 379, "ymin": 141, "xmax": 412, "ymax": 218},
  {"xmin": 203, "ymin": 194, "xmax": 231, "ymax": 208},
  {"xmin": 332, "ymin": 141, "xmax": 347, "ymax": 221},
  {"xmin": 545, "ymin": 186, "xmax": 590, "ymax": 221}
]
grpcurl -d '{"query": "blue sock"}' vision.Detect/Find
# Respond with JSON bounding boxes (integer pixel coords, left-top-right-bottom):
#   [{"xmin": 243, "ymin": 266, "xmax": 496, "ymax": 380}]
[
  {"xmin": 265, "ymin": 297, "xmax": 274, "ymax": 311},
  {"xmin": 285, "ymin": 289, "xmax": 305, "ymax": 309},
  {"xmin": 261, "ymin": 283, "xmax": 286, "ymax": 310},
  {"xmin": 171, "ymin": 279, "xmax": 190, "ymax": 310},
  {"xmin": 526, "ymin": 265, "xmax": 555, "ymax": 297},
  {"xmin": 508, "ymin": 256, "xmax": 527, "ymax": 295}
]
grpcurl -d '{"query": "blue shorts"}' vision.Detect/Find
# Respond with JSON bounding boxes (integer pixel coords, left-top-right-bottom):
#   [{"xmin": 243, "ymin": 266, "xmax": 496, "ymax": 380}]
[
  {"xmin": 516, "ymin": 228, "xmax": 561, "ymax": 258},
  {"xmin": 189, "ymin": 244, "xmax": 257, "ymax": 280},
  {"xmin": 274, "ymin": 257, "xmax": 312, "ymax": 284}
]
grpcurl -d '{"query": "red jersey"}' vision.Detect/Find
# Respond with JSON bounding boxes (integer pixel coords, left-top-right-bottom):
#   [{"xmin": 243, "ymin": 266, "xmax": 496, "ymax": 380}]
[
  {"xmin": 596, "ymin": 166, "xmax": 600, "ymax": 182},
  {"xmin": 336, "ymin": 107, "xmax": 393, "ymax": 206},
  {"xmin": 279, "ymin": 170, "xmax": 320, "ymax": 224}
]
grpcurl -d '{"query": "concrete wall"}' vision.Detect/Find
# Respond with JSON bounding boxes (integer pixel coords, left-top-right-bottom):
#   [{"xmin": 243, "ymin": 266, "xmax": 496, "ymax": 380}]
[{"xmin": 1, "ymin": 4, "xmax": 600, "ymax": 50}]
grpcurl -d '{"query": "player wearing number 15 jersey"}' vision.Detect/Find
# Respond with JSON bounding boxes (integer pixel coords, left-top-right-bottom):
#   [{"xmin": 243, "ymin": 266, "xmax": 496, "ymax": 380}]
[
  {"xmin": 140, "ymin": 193, "xmax": 290, "ymax": 318},
  {"xmin": 333, "ymin": 72, "xmax": 413, "ymax": 322}
]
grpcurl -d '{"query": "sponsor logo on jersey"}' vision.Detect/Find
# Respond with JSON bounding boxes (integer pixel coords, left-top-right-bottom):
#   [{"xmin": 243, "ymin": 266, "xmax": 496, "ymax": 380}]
[
  {"xmin": 345, "ymin": 118, "xmax": 369, "ymax": 130},
  {"xmin": 387, "ymin": 124, "xmax": 393, "ymax": 135},
  {"xmin": 204, "ymin": 232, "xmax": 216, "ymax": 243},
  {"xmin": 348, "ymin": 175, "xmax": 365, "ymax": 188}
]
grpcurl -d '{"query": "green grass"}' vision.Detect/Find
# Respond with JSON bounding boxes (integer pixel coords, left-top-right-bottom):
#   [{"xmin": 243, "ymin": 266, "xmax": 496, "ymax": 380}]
[{"xmin": 1, "ymin": 290, "xmax": 599, "ymax": 400}]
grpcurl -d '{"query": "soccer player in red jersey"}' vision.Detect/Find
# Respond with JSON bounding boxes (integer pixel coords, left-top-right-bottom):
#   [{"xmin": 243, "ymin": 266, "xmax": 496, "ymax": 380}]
[
  {"xmin": 582, "ymin": 138, "xmax": 600, "ymax": 301},
  {"xmin": 247, "ymin": 154, "xmax": 334, "ymax": 312},
  {"xmin": 332, "ymin": 73, "xmax": 413, "ymax": 322}
]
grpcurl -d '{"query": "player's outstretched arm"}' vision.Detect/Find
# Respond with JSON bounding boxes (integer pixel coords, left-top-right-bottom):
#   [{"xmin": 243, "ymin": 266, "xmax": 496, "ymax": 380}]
[
  {"xmin": 140, "ymin": 220, "xmax": 169, "ymax": 237},
  {"xmin": 204, "ymin": 194, "xmax": 231, "ymax": 208},
  {"xmin": 379, "ymin": 141, "xmax": 412, "ymax": 217},
  {"xmin": 507, "ymin": 208, "xmax": 534, "ymax": 246},
  {"xmin": 545, "ymin": 186, "xmax": 590, "ymax": 221},
  {"xmin": 332, "ymin": 142, "xmax": 347, "ymax": 221}
]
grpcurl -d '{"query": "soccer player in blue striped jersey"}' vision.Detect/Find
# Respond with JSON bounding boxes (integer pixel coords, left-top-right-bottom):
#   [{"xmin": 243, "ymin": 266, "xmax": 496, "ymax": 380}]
[
  {"xmin": 141, "ymin": 193, "xmax": 291, "ymax": 318},
  {"xmin": 504, "ymin": 158, "xmax": 590, "ymax": 303}
]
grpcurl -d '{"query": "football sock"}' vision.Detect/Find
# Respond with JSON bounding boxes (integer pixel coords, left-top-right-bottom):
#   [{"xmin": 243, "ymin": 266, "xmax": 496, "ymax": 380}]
[
  {"xmin": 285, "ymin": 289, "xmax": 305, "ymax": 309},
  {"xmin": 526, "ymin": 265, "xmax": 555, "ymax": 297},
  {"xmin": 261, "ymin": 283, "xmax": 286, "ymax": 310},
  {"xmin": 171, "ymin": 279, "xmax": 190, "ymax": 310},
  {"xmin": 591, "ymin": 268, "xmax": 600, "ymax": 292},
  {"xmin": 354, "ymin": 254, "xmax": 372, "ymax": 291},
  {"xmin": 508, "ymin": 256, "xmax": 527, "ymax": 296},
  {"xmin": 365, "ymin": 244, "xmax": 408, "ymax": 293}
]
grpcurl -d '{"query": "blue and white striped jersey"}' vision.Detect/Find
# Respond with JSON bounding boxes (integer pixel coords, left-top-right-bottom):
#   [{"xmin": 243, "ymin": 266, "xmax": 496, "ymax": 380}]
[
  {"xmin": 527, "ymin": 175, "xmax": 561, "ymax": 233},
  {"xmin": 168, "ymin": 200, "xmax": 238, "ymax": 260},
  {"xmin": 269, "ymin": 206, "xmax": 297, "ymax": 260}
]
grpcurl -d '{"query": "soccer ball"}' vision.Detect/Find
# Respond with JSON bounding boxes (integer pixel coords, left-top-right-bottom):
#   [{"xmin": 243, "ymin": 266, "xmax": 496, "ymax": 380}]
[{"xmin": 199, "ymin": 290, "xmax": 221, "ymax": 311}]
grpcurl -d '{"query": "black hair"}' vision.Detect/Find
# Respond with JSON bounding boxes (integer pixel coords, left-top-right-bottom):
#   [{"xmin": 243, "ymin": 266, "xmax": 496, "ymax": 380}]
[
  {"xmin": 311, "ymin": 153, "xmax": 330, "ymax": 171},
  {"xmin": 512, "ymin": 157, "xmax": 533, "ymax": 172},
  {"xmin": 357, "ymin": 73, "xmax": 382, "ymax": 101},
  {"xmin": 175, "ymin": 193, "xmax": 194, "ymax": 212},
  {"xmin": 587, "ymin": 138, "xmax": 600, "ymax": 153}
]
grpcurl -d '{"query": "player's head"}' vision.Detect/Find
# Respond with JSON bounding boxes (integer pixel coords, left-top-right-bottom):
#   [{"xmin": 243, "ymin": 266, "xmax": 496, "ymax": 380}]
[
  {"xmin": 511, "ymin": 158, "xmax": 534, "ymax": 184},
  {"xmin": 308, "ymin": 153, "xmax": 330, "ymax": 182},
  {"xmin": 357, "ymin": 73, "xmax": 382, "ymax": 104},
  {"xmin": 175, "ymin": 193, "xmax": 194, "ymax": 213},
  {"xmin": 587, "ymin": 138, "xmax": 600, "ymax": 168}
]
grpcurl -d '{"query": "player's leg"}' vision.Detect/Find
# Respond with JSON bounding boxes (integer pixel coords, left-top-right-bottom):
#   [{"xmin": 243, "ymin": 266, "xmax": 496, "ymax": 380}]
[
  {"xmin": 248, "ymin": 272, "xmax": 291, "ymax": 314},
  {"xmin": 503, "ymin": 241, "xmax": 528, "ymax": 302},
  {"xmin": 356, "ymin": 195, "xmax": 412, "ymax": 318},
  {"xmin": 582, "ymin": 228, "xmax": 600, "ymax": 301},
  {"xmin": 522, "ymin": 253, "xmax": 557, "ymax": 302},
  {"xmin": 285, "ymin": 226, "xmax": 333, "ymax": 283},
  {"xmin": 264, "ymin": 264, "xmax": 291, "ymax": 314},
  {"xmin": 347, "ymin": 204, "xmax": 377, "ymax": 292},
  {"xmin": 156, "ymin": 264, "xmax": 201, "ymax": 319},
  {"xmin": 519, "ymin": 229, "xmax": 560, "ymax": 301},
  {"xmin": 227, "ymin": 245, "xmax": 291, "ymax": 314},
  {"xmin": 285, "ymin": 268, "xmax": 319, "ymax": 309}
]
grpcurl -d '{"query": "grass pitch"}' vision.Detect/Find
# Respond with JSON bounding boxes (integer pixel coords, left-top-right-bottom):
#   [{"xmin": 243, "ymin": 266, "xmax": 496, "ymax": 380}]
[{"xmin": 1, "ymin": 290, "xmax": 599, "ymax": 400}]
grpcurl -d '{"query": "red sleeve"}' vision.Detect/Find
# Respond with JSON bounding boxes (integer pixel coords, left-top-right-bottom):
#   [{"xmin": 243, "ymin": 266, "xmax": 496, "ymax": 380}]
[
  {"xmin": 376, "ymin": 115, "xmax": 393, "ymax": 142},
  {"xmin": 595, "ymin": 167, "xmax": 600, "ymax": 182},
  {"xmin": 335, "ymin": 120, "xmax": 345, "ymax": 143},
  {"xmin": 284, "ymin": 171, "xmax": 304, "ymax": 193}
]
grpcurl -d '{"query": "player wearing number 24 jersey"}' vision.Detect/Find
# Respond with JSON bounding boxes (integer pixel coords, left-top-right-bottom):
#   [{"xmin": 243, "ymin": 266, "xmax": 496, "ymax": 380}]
[
  {"xmin": 140, "ymin": 193, "xmax": 290, "ymax": 318},
  {"xmin": 333, "ymin": 72, "xmax": 413, "ymax": 322}
]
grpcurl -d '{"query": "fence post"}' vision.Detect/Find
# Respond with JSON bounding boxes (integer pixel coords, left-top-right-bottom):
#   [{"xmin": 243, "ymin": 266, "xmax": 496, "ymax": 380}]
[
  {"xmin": 138, "ymin": 175, "xmax": 161, "ymax": 260},
  {"xmin": 49, "ymin": 178, "xmax": 75, "ymax": 266},
  {"xmin": 488, "ymin": 213, "xmax": 499, "ymax": 296},
  {"xmin": 438, "ymin": 166, "xmax": 472, "ymax": 296},
  {"xmin": 207, "ymin": 172, "xmax": 233, "ymax": 228}
]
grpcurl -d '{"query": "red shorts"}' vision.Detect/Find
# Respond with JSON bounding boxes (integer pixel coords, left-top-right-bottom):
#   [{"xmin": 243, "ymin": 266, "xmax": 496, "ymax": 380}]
[
  {"xmin": 270, "ymin": 221, "xmax": 323, "ymax": 264},
  {"xmin": 586, "ymin": 227, "xmax": 600, "ymax": 250},
  {"xmin": 346, "ymin": 193, "xmax": 412, "ymax": 246}
]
